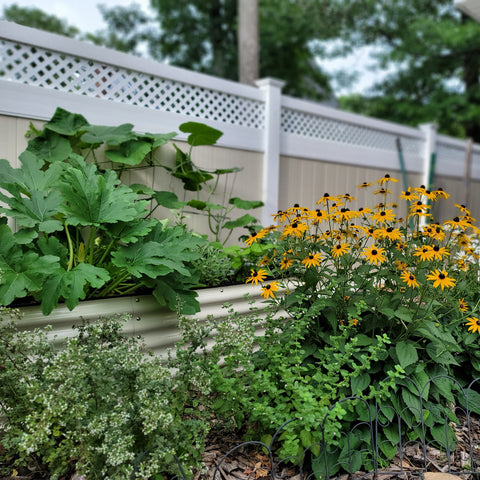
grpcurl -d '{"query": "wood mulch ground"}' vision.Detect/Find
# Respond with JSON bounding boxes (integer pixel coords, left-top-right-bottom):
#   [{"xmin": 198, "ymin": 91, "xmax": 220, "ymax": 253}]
[{"xmin": 2, "ymin": 414, "xmax": 480, "ymax": 480}]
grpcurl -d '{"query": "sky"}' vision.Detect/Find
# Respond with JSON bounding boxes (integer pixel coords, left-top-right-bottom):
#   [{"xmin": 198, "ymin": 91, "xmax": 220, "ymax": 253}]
[{"xmin": 0, "ymin": 0, "xmax": 383, "ymax": 96}]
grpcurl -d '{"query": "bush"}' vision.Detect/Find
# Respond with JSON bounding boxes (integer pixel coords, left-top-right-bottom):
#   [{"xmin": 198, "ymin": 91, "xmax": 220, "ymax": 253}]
[{"xmin": 0, "ymin": 309, "xmax": 209, "ymax": 479}]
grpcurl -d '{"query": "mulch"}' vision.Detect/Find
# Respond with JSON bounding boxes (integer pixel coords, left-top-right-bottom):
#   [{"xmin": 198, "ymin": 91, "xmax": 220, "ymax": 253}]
[{"xmin": 2, "ymin": 414, "xmax": 480, "ymax": 480}]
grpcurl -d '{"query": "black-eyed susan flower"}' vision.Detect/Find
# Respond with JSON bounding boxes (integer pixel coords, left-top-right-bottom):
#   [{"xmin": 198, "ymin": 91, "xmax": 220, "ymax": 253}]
[
  {"xmin": 466, "ymin": 317, "xmax": 480, "ymax": 334},
  {"xmin": 302, "ymin": 252, "xmax": 322, "ymax": 268},
  {"xmin": 280, "ymin": 256, "xmax": 293, "ymax": 270},
  {"xmin": 273, "ymin": 210, "xmax": 289, "ymax": 223},
  {"xmin": 245, "ymin": 230, "xmax": 267, "ymax": 246},
  {"xmin": 426, "ymin": 269, "xmax": 456, "ymax": 290},
  {"xmin": 395, "ymin": 241, "xmax": 407, "ymax": 252},
  {"xmin": 282, "ymin": 221, "xmax": 308, "ymax": 238},
  {"xmin": 430, "ymin": 245, "xmax": 450, "ymax": 260},
  {"xmin": 431, "ymin": 224, "xmax": 446, "ymax": 242},
  {"xmin": 395, "ymin": 260, "xmax": 408, "ymax": 271},
  {"xmin": 309, "ymin": 209, "xmax": 329, "ymax": 224},
  {"xmin": 432, "ymin": 188, "xmax": 449, "ymax": 199},
  {"xmin": 413, "ymin": 245, "xmax": 434, "ymax": 262},
  {"xmin": 246, "ymin": 268, "xmax": 268, "ymax": 285},
  {"xmin": 358, "ymin": 181, "xmax": 372, "ymax": 188},
  {"xmin": 342, "ymin": 193, "xmax": 356, "ymax": 202},
  {"xmin": 377, "ymin": 174, "xmax": 398, "ymax": 185},
  {"xmin": 361, "ymin": 244, "xmax": 387, "ymax": 265},
  {"xmin": 380, "ymin": 226, "xmax": 402, "ymax": 241},
  {"xmin": 261, "ymin": 281, "xmax": 280, "ymax": 299},
  {"xmin": 458, "ymin": 298, "xmax": 469, "ymax": 313},
  {"xmin": 370, "ymin": 209, "xmax": 396, "ymax": 224},
  {"xmin": 400, "ymin": 271, "xmax": 419, "ymax": 289},
  {"xmin": 409, "ymin": 201, "xmax": 430, "ymax": 213},
  {"xmin": 317, "ymin": 193, "xmax": 339, "ymax": 206},
  {"xmin": 331, "ymin": 243, "xmax": 350, "ymax": 258},
  {"xmin": 399, "ymin": 187, "xmax": 418, "ymax": 202},
  {"xmin": 456, "ymin": 258, "xmax": 469, "ymax": 272},
  {"xmin": 374, "ymin": 188, "xmax": 392, "ymax": 195},
  {"xmin": 455, "ymin": 204, "xmax": 471, "ymax": 215},
  {"xmin": 444, "ymin": 216, "xmax": 470, "ymax": 231}
]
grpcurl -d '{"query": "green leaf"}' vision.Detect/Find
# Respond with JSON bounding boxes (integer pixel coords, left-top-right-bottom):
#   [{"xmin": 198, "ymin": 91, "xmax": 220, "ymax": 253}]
[
  {"xmin": 229, "ymin": 197, "xmax": 263, "ymax": 209},
  {"xmin": 179, "ymin": 122, "xmax": 223, "ymax": 146},
  {"xmin": 431, "ymin": 424, "xmax": 456, "ymax": 451},
  {"xmin": 105, "ymin": 218, "xmax": 157, "ymax": 243},
  {"xmin": 458, "ymin": 388, "xmax": 480, "ymax": 415},
  {"xmin": 44, "ymin": 107, "xmax": 89, "ymax": 135},
  {"xmin": 141, "ymin": 131, "xmax": 177, "ymax": 148},
  {"xmin": 152, "ymin": 277, "xmax": 200, "ymax": 314},
  {"xmin": 152, "ymin": 191, "xmax": 187, "ymax": 209},
  {"xmin": 223, "ymin": 214, "xmax": 258, "ymax": 229},
  {"xmin": 58, "ymin": 155, "xmax": 145, "ymax": 226},
  {"xmin": 351, "ymin": 373, "xmax": 370, "ymax": 395},
  {"xmin": 112, "ymin": 242, "xmax": 181, "ymax": 278},
  {"xmin": 402, "ymin": 388, "xmax": 422, "ymax": 422},
  {"xmin": 172, "ymin": 170, "xmax": 214, "ymax": 191},
  {"xmin": 26, "ymin": 130, "xmax": 72, "ymax": 163},
  {"xmin": 396, "ymin": 341, "xmax": 418, "ymax": 369},
  {"xmin": 105, "ymin": 139, "xmax": 153, "ymax": 165},
  {"xmin": 186, "ymin": 199, "xmax": 207, "ymax": 210},
  {"xmin": 81, "ymin": 124, "xmax": 136, "ymax": 146},
  {"xmin": 426, "ymin": 342, "xmax": 460, "ymax": 366},
  {"xmin": 61, "ymin": 264, "xmax": 110, "ymax": 310}
]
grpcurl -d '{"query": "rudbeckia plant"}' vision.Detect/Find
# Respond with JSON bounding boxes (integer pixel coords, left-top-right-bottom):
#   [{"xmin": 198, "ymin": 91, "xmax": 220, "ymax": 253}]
[{"xmin": 245, "ymin": 175, "xmax": 480, "ymax": 387}]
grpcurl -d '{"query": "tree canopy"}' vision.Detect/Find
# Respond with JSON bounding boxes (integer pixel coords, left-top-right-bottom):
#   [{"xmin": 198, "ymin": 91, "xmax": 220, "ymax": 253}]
[{"xmin": 337, "ymin": 0, "xmax": 480, "ymax": 141}]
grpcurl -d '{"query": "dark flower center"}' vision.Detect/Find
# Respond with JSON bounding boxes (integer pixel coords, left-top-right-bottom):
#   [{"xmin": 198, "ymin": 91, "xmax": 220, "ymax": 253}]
[
  {"xmin": 386, "ymin": 227, "xmax": 393, "ymax": 232},
  {"xmin": 409, "ymin": 275, "xmax": 414, "ymax": 281},
  {"xmin": 439, "ymin": 273, "xmax": 445, "ymax": 280},
  {"xmin": 371, "ymin": 249, "xmax": 378, "ymax": 255},
  {"xmin": 453, "ymin": 217, "xmax": 460, "ymax": 222},
  {"xmin": 433, "ymin": 245, "xmax": 440, "ymax": 252},
  {"xmin": 380, "ymin": 211, "xmax": 386, "ymax": 216}
]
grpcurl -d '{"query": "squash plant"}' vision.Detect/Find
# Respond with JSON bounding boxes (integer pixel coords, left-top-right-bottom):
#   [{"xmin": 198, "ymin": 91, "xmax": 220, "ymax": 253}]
[{"xmin": 0, "ymin": 108, "xmax": 221, "ymax": 315}]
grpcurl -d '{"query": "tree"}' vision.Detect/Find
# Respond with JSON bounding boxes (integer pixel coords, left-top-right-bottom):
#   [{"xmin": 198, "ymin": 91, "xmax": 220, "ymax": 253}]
[
  {"xmin": 337, "ymin": 0, "xmax": 480, "ymax": 141},
  {"xmin": 84, "ymin": 3, "xmax": 154, "ymax": 55},
  {"xmin": 1, "ymin": 4, "xmax": 80, "ymax": 37},
  {"xmin": 146, "ymin": 0, "xmax": 339, "ymax": 100}
]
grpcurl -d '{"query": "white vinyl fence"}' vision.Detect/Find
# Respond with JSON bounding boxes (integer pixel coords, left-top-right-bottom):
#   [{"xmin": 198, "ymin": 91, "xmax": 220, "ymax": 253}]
[{"xmin": 1, "ymin": 20, "xmax": 479, "ymax": 222}]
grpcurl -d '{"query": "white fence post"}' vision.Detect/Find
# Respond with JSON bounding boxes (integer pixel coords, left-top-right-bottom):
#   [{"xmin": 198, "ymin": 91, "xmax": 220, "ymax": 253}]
[
  {"xmin": 419, "ymin": 123, "xmax": 438, "ymax": 226},
  {"xmin": 255, "ymin": 77, "xmax": 285, "ymax": 226},
  {"xmin": 420, "ymin": 123, "xmax": 438, "ymax": 191}
]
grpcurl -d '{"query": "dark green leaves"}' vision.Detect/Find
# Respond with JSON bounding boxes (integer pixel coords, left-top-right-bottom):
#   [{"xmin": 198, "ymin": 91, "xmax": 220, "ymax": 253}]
[{"xmin": 179, "ymin": 121, "xmax": 223, "ymax": 146}]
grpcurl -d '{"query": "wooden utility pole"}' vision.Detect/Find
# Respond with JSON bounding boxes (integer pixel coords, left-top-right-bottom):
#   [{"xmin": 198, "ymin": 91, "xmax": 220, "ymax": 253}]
[{"xmin": 237, "ymin": 0, "xmax": 259, "ymax": 85}]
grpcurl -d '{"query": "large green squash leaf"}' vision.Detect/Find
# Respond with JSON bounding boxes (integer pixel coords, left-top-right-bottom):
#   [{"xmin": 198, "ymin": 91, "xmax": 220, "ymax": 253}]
[
  {"xmin": 57, "ymin": 155, "xmax": 145, "ymax": 226},
  {"xmin": 105, "ymin": 139, "xmax": 153, "ymax": 165},
  {"xmin": 40, "ymin": 263, "xmax": 111, "ymax": 314},
  {"xmin": 44, "ymin": 107, "xmax": 89, "ymax": 136},
  {"xmin": 26, "ymin": 129, "xmax": 72, "ymax": 163},
  {"xmin": 141, "ymin": 131, "xmax": 177, "ymax": 147},
  {"xmin": 81, "ymin": 124, "xmax": 136, "ymax": 146},
  {"xmin": 179, "ymin": 121, "xmax": 223, "ymax": 146}
]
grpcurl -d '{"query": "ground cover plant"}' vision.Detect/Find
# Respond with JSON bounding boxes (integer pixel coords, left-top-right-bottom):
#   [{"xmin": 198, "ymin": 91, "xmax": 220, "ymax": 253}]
[{"xmin": 0, "ymin": 310, "xmax": 210, "ymax": 480}]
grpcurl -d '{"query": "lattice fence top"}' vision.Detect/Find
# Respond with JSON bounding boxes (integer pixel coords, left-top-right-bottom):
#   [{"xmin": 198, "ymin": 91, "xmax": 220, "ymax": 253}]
[
  {"xmin": 281, "ymin": 107, "xmax": 424, "ymax": 155},
  {"xmin": 0, "ymin": 40, "xmax": 266, "ymax": 129}
]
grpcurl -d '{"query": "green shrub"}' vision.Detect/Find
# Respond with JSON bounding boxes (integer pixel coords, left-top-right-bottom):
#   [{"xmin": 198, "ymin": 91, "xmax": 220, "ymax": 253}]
[{"xmin": 0, "ymin": 310, "xmax": 209, "ymax": 480}]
